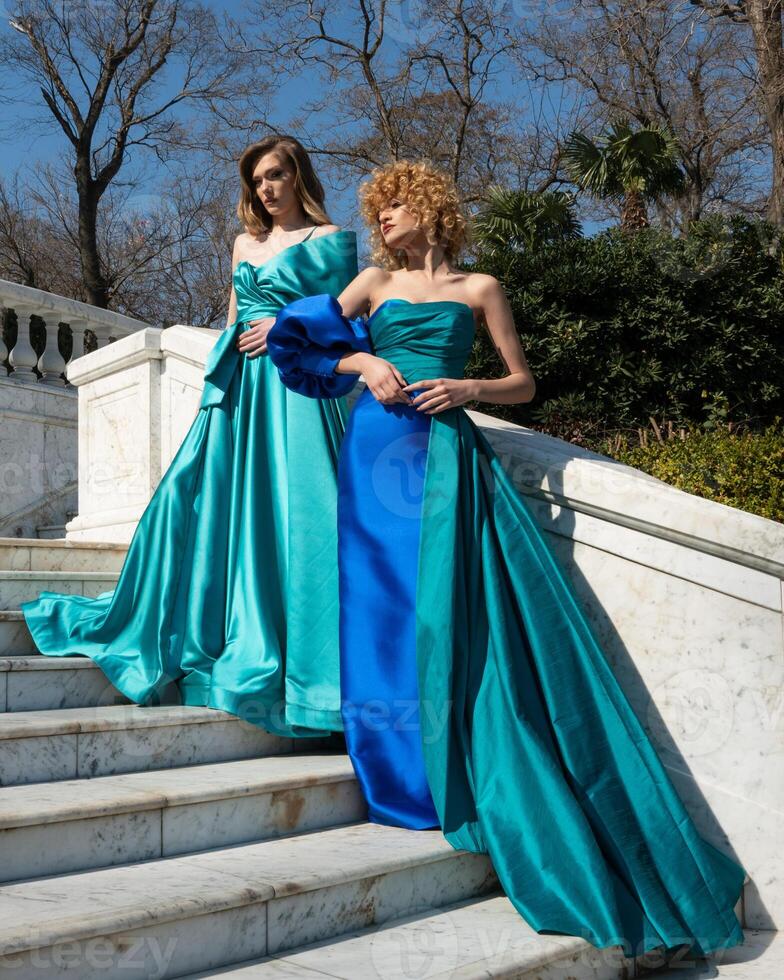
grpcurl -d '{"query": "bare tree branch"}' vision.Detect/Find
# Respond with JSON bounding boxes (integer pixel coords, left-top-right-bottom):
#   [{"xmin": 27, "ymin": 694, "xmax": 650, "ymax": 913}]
[{"xmin": 0, "ymin": 0, "xmax": 251, "ymax": 307}]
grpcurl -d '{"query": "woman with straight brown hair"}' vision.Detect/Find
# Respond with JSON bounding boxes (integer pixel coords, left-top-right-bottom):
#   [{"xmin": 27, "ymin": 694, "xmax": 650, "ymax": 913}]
[{"xmin": 22, "ymin": 135, "xmax": 358, "ymax": 739}]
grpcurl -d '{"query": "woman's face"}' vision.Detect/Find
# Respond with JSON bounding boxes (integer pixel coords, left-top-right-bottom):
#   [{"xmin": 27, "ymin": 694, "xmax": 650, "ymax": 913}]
[
  {"xmin": 252, "ymin": 150, "xmax": 299, "ymax": 221},
  {"xmin": 377, "ymin": 197, "xmax": 421, "ymax": 250}
]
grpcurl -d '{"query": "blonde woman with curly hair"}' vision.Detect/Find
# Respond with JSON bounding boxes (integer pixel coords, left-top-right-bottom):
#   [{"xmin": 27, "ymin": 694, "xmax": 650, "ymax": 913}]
[
  {"xmin": 23, "ymin": 136, "xmax": 357, "ymax": 739},
  {"xmin": 267, "ymin": 159, "xmax": 746, "ymax": 961}
]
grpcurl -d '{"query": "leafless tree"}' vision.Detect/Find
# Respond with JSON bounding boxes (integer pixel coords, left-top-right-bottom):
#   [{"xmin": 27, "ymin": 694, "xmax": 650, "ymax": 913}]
[
  {"xmin": 120, "ymin": 173, "xmax": 239, "ymax": 327},
  {"xmin": 514, "ymin": 0, "xmax": 766, "ymax": 227},
  {"xmin": 247, "ymin": 0, "xmax": 546, "ymax": 204},
  {"xmin": 0, "ymin": 174, "xmax": 65, "ymax": 289},
  {"xmin": 0, "ymin": 0, "xmax": 250, "ymax": 308},
  {"xmin": 689, "ymin": 0, "xmax": 784, "ymax": 223},
  {"xmin": 2, "ymin": 159, "xmax": 239, "ymax": 328}
]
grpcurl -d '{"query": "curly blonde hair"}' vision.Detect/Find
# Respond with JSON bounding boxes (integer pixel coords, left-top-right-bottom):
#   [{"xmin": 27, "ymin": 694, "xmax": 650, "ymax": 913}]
[{"xmin": 358, "ymin": 159, "xmax": 468, "ymax": 269}]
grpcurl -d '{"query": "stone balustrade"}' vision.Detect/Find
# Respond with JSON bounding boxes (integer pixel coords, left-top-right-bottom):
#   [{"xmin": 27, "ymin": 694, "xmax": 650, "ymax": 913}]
[
  {"xmin": 0, "ymin": 278, "xmax": 146, "ymax": 386},
  {"xmin": 0, "ymin": 278, "xmax": 149, "ymax": 536}
]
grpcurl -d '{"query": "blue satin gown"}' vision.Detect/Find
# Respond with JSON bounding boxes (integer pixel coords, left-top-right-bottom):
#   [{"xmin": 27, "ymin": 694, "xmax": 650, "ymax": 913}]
[
  {"xmin": 20, "ymin": 230, "xmax": 358, "ymax": 737},
  {"xmin": 266, "ymin": 293, "xmax": 747, "ymax": 959}
]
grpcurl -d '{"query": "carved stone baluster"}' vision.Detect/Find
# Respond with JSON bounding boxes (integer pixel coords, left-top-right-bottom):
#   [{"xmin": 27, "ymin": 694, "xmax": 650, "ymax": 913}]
[
  {"xmin": 65, "ymin": 317, "xmax": 87, "ymax": 372},
  {"xmin": 37, "ymin": 316, "xmax": 68, "ymax": 386},
  {"xmin": 94, "ymin": 326, "xmax": 113, "ymax": 349},
  {"xmin": 8, "ymin": 305, "xmax": 39, "ymax": 383}
]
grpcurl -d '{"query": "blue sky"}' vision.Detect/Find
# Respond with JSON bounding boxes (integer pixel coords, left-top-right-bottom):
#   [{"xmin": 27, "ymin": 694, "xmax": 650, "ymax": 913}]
[{"xmin": 0, "ymin": 2, "xmax": 624, "ymax": 239}]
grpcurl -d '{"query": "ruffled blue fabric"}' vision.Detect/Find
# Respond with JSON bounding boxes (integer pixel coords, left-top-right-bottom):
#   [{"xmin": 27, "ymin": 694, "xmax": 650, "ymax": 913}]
[{"xmin": 268, "ymin": 293, "xmax": 372, "ymax": 398}]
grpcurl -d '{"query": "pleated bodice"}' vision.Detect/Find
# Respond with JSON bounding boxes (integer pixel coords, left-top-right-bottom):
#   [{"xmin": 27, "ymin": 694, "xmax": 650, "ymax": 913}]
[
  {"xmin": 367, "ymin": 299, "xmax": 475, "ymax": 384},
  {"xmin": 201, "ymin": 230, "xmax": 358, "ymax": 408}
]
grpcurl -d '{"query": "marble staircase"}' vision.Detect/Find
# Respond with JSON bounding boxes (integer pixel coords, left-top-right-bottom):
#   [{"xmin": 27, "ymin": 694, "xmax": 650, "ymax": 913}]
[{"xmin": 0, "ymin": 536, "xmax": 770, "ymax": 979}]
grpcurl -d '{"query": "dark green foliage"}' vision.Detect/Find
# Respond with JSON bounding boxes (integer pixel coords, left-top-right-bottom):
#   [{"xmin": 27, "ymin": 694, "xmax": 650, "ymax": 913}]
[
  {"xmin": 472, "ymin": 187, "xmax": 582, "ymax": 255},
  {"xmin": 467, "ymin": 217, "xmax": 784, "ymax": 441},
  {"xmin": 600, "ymin": 420, "xmax": 784, "ymax": 524}
]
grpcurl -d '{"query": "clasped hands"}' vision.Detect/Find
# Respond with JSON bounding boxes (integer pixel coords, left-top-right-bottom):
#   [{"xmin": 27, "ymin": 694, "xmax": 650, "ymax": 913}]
[
  {"xmin": 236, "ymin": 333, "xmax": 475, "ymax": 413},
  {"xmin": 360, "ymin": 354, "xmax": 477, "ymax": 414},
  {"xmin": 235, "ymin": 317, "xmax": 275, "ymax": 358}
]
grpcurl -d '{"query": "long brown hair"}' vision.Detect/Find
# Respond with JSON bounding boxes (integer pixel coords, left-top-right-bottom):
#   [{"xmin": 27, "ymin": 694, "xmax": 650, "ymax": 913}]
[{"xmin": 237, "ymin": 136, "xmax": 331, "ymax": 236}]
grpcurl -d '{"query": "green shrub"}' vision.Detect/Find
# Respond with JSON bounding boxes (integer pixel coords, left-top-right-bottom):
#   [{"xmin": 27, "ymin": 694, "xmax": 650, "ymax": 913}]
[
  {"xmin": 467, "ymin": 217, "xmax": 784, "ymax": 439},
  {"xmin": 593, "ymin": 418, "xmax": 784, "ymax": 523}
]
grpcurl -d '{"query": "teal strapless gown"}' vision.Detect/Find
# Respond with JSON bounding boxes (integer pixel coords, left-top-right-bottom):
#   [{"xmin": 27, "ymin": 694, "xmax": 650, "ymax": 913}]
[
  {"xmin": 20, "ymin": 230, "xmax": 358, "ymax": 737},
  {"xmin": 266, "ymin": 293, "xmax": 747, "ymax": 958}
]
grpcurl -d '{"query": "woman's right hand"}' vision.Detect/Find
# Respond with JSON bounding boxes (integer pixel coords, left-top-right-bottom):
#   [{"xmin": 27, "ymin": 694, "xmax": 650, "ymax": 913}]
[
  {"xmin": 359, "ymin": 355, "xmax": 411, "ymax": 405},
  {"xmin": 236, "ymin": 317, "xmax": 275, "ymax": 358}
]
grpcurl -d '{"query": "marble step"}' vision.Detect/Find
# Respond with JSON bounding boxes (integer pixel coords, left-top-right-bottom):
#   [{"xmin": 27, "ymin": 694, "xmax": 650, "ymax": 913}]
[
  {"xmin": 644, "ymin": 928, "xmax": 782, "ymax": 978},
  {"xmin": 0, "ymin": 656, "xmax": 131, "ymax": 712},
  {"xmin": 0, "ymin": 570, "xmax": 119, "ymax": 609},
  {"xmin": 0, "ymin": 611, "xmax": 36, "ymax": 656},
  {"xmin": 0, "ymin": 536, "xmax": 127, "ymax": 572},
  {"xmin": 0, "ymin": 704, "xmax": 321, "ymax": 786},
  {"xmin": 0, "ymin": 752, "xmax": 362, "ymax": 882},
  {"xmin": 0, "ymin": 821, "xmax": 499, "ymax": 979},
  {"xmin": 178, "ymin": 892, "xmax": 648, "ymax": 980}
]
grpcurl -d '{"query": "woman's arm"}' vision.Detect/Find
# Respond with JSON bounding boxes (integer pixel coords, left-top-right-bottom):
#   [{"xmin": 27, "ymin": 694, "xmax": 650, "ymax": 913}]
[
  {"xmin": 468, "ymin": 274, "xmax": 536, "ymax": 405},
  {"xmin": 332, "ymin": 267, "xmax": 411, "ymax": 405},
  {"xmin": 226, "ymin": 235, "xmax": 241, "ymax": 329},
  {"xmin": 232, "ymin": 230, "xmax": 273, "ymax": 358}
]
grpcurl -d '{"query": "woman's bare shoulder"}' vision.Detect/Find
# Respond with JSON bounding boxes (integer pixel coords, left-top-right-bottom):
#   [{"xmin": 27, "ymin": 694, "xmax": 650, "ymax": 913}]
[
  {"xmin": 463, "ymin": 271, "xmax": 502, "ymax": 297},
  {"xmin": 461, "ymin": 271, "xmax": 508, "ymax": 309},
  {"xmin": 312, "ymin": 222, "xmax": 342, "ymax": 238},
  {"xmin": 233, "ymin": 229, "xmax": 265, "ymax": 259},
  {"xmin": 356, "ymin": 264, "xmax": 392, "ymax": 289}
]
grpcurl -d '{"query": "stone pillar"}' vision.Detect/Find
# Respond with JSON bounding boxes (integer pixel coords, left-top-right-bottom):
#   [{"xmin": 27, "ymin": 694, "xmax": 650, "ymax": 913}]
[
  {"xmin": 67, "ymin": 318, "xmax": 88, "ymax": 366},
  {"xmin": 64, "ymin": 324, "xmax": 220, "ymax": 543},
  {"xmin": 8, "ymin": 305, "xmax": 38, "ymax": 383},
  {"xmin": 37, "ymin": 318, "xmax": 68, "ymax": 386}
]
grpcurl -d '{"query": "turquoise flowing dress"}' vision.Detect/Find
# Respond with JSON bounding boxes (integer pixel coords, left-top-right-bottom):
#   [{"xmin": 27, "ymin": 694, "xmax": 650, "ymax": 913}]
[
  {"xmin": 20, "ymin": 230, "xmax": 358, "ymax": 737},
  {"xmin": 266, "ymin": 293, "xmax": 747, "ymax": 958}
]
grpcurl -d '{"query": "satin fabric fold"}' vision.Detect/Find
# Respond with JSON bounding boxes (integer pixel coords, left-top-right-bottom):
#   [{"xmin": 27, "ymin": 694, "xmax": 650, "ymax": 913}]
[
  {"xmin": 267, "ymin": 291, "xmax": 747, "ymax": 958},
  {"xmin": 21, "ymin": 230, "xmax": 358, "ymax": 737},
  {"xmin": 417, "ymin": 408, "xmax": 746, "ymax": 958}
]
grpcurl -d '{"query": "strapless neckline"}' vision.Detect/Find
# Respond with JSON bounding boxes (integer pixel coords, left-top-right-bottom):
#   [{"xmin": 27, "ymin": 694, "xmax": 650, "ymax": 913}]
[
  {"xmin": 368, "ymin": 297, "xmax": 475, "ymax": 322},
  {"xmin": 234, "ymin": 228, "xmax": 347, "ymax": 276}
]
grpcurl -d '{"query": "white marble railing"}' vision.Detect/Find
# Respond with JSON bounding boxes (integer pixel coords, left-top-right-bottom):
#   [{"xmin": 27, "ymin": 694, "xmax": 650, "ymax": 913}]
[
  {"xmin": 0, "ymin": 278, "xmax": 149, "ymax": 536},
  {"xmin": 0, "ymin": 278, "xmax": 146, "ymax": 386}
]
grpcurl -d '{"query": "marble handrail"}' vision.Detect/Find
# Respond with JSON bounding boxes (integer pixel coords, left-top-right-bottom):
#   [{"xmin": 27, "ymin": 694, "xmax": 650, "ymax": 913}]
[{"xmin": 0, "ymin": 278, "xmax": 148, "ymax": 386}]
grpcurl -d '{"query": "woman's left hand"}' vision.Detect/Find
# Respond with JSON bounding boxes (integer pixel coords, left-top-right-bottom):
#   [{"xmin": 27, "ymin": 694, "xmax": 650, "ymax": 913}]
[
  {"xmin": 236, "ymin": 317, "xmax": 275, "ymax": 357},
  {"xmin": 402, "ymin": 377, "xmax": 479, "ymax": 414}
]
